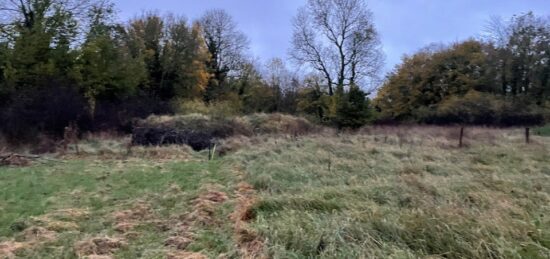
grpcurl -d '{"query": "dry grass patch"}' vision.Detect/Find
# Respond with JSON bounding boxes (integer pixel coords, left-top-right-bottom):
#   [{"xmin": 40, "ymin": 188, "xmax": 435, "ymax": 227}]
[
  {"xmin": 230, "ymin": 182, "xmax": 266, "ymax": 258},
  {"xmin": 0, "ymin": 227, "xmax": 57, "ymax": 258},
  {"xmin": 74, "ymin": 236, "xmax": 127, "ymax": 258},
  {"xmin": 166, "ymin": 251, "xmax": 208, "ymax": 259}
]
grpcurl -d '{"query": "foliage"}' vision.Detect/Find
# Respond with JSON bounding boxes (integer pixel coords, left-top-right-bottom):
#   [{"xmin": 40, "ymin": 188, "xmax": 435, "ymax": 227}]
[
  {"xmin": 375, "ymin": 13, "xmax": 550, "ymax": 126},
  {"xmin": 534, "ymin": 124, "xmax": 550, "ymax": 136},
  {"xmin": 334, "ymin": 85, "xmax": 373, "ymax": 128}
]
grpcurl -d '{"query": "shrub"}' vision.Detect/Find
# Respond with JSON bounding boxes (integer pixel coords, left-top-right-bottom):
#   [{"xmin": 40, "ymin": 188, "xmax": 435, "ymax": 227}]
[
  {"xmin": 0, "ymin": 82, "xmax": 88, "ymax": 143},
  {"xmin": 131, "ymin": 113, "xmax": 319, "ymax": 150},
  {"xmin": 333, "ymin": 86, "xmax": 373, "ymax": 129},
  {"xmin": 412, "ymin": 90, "xmax": 546, "ymax": 127},
  {"xmin": 132, "ymin": 114, "xmax": 249, "ymax": 150},
  {"xmin": 173, "ymin": 98, "xmax": 242, "ymax": 119}
]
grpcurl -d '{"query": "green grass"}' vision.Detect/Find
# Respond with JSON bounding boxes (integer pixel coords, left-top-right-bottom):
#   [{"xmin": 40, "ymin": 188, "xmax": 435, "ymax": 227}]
[
  {"xmin": 0, "ymin": 149, "xmax": 239, "ymax": 258},
  {"xmin": 235, "ymin": 130, "xmax": 550, "ymax": 258},
  {"xmin": 535, "ymin": 124, "xmax": 550, "ymax": 136},
  {"xmin": 1, "ymin": 128, "xmax": 549, "ymax": 258}
]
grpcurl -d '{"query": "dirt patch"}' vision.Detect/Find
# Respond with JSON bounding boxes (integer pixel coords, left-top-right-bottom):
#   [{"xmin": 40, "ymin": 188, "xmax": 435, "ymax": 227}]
[
  {"xmin": 230, "ymin": 182, "xmax": 265, "ymax": 259},
  {"xmin": 74, "ymin": 236, "xmax": 127, "ymax": 257}
]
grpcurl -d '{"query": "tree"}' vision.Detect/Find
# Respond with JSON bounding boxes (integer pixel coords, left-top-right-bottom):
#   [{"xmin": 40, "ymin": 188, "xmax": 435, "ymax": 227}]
[
  {"xmin": 485, "ymin": 12, "xmax": 550, "ymax": 101},
  {"xmin": 264, "ymin": 58, "xmax": 296, "ymax": 111},
  {"xmin": 74, "ymin": 2, "xmax": 146, "ymax": 114},
  {"xmin": 126, "ymin": 12, "xmax": 165, "ymax": 97},
  {"xmin": 0, "ymin": 42, "xmax": 13, "ymax": 102},
  {"xmin": 160, "ymin": 18, "xmax": 210, "ymax": 100},
  {"xmin": 290, "ymin": 0, "xmax": 383, "ymax": 96},
  {"xmin": 334, "ymin": 84, "xmax": 371, "ymax": 128},
  {"xmin": 199, "ymin": 9, "xmax": 249, "ymax": 101},
  {"xmin": 374, "ymin": 40, "xmax": 491, "ymax": 122}
]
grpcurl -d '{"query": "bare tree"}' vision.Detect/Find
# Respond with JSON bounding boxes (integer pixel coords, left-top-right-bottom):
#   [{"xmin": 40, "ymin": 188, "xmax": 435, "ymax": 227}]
[
  {"xmin": 290, "ymin": 0, "xmax": 384, "ymax": 95},
  {"xmin": 264, "ymin": 58, "xmax": 295, "ymax": 92},
  {"xmin": 199, "ymin": 9, "xmax": 249, "ymax": 79}
]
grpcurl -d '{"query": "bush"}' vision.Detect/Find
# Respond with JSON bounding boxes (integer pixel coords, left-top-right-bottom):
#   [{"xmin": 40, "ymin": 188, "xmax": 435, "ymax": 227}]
[
  {"xmin": 131, "ymin": 113, "xmax": 319, "ymax": 150},
  {"xmin": 333, "ymin": 86, "xmax": 373, "ymax": 129},
  {"xmin": 90, "ymin": 96, "xmax": 172, "ymax": 133},
  {"xmin": 132, "ymin": 114, "xmax": 249, "ymax": 150},
  {"xmin": 534, "ymin": 124, "xmax": 550, "ymax": 136},
  {"xmin": 173, "ymin": 98, "xmax": 242, "ymax": 119},
  {"xmin": 0, "ymin": 82, "xmax": 88, "ymax": 143},
  {"xmin": 413, "ymin": 90, "xmax": 546, "ymax": 127}
]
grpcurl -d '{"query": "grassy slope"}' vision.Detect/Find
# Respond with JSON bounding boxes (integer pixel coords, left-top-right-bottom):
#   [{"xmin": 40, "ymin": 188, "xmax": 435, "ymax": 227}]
[{"xmin": 1, "ymin": 128, "xmax": 549, "ymax": 258}]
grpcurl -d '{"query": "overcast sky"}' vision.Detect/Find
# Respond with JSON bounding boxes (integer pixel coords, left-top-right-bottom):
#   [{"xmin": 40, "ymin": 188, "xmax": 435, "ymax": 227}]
[{"xmin": 114, "ymin": 0, "xmax": 550, "ymax": 74}]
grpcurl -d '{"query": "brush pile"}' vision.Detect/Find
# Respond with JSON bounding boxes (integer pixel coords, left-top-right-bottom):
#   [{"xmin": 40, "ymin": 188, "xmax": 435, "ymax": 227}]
[{"xmin": 132, "ymin": 113, "xmax": 319, "ymax": 150}]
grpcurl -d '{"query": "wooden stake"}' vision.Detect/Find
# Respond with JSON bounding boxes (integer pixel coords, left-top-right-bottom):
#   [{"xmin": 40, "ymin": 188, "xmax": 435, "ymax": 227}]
[
  {"xmin": 525, "ymin": 127, "xmax": 530, "ymax": 144},
  {"xmin": 459, "ymin": 127, "xmax": 465, "ymax": 148}
]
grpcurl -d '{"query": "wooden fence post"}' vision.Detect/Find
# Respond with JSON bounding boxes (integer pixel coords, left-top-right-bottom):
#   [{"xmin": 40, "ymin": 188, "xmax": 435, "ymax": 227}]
[
  {"xmin": 525, "ymin": 128, "xmax": 530, "ymax": 144},
  {"xmin": 459, "ymin": 127, "xmax": 465, "ymax": 148}
]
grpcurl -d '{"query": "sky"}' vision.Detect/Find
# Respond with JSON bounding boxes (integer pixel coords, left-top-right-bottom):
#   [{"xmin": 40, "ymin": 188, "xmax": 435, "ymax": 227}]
[{"xmin": 114, "ymin": 0, "xmax": 550, "ymax": 74}]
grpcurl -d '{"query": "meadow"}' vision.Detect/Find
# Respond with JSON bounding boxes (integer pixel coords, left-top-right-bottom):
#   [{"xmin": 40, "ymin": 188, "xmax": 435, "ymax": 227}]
[{"xmin": 0, "ymin": 126, "xmax": 549, "ymax": 258}]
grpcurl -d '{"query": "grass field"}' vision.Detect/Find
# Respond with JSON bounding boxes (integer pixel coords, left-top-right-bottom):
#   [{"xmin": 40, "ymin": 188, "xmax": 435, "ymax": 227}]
[{"xmin": 1, "ymin": 127, "xmax": 549, "ymax": 258}]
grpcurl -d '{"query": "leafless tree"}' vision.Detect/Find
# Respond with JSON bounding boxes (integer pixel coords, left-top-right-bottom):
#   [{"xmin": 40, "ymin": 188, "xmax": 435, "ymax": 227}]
[
  {"xmin": 199, "ymin": 9, "xmax": 249, "ymax": 78},
  {"xmin": 290, "ymin": 0, "xmax": 384, "ymax": 95},
  {"xmin": 264, "ymin": 58, "xmax": 295, "ymax": 92},
  {"xmin": 483, "ymin": 16, "xmax": 511, "ymax": 47}
]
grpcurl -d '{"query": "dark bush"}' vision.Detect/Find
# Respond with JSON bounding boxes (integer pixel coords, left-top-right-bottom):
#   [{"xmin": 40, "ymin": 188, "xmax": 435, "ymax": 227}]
[
  {"xmin": 131, "ymin": 113, "xmax": 318, "ymax": 150},
  {"xmin": 333, "ymin": 86, "xmax": 373, "ymax": 129},
  {"xmin": 0, "ymin": 81, "xmax": 88, "ymax": 143},
  {"xmin": 90, "ymin": 96, "xmax": 173, "ymax": 133},
  {"xmin": 131, "ymin": 115, "xmax": 249, "ymax": 150}
]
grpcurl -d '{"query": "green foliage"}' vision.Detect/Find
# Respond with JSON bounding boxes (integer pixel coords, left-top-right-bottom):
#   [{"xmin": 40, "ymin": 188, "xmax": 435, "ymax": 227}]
[
  {"xmin": 334, "ymin": 85, "xmax": 372, "ymax": 129},
  {"xmin": 375, "ymin": 16, "xmax": 550, "ymax": 126},
  {"xmin": 375, "ymin": 40, "xmax": 490, "ymax": 122},
  {"xmin": 297, "ymin": 81, "xmax": 373, "ymax": 128},
  {"xmin": 534, "ymin": 125, "xmax": 550, "ymax": 136}
]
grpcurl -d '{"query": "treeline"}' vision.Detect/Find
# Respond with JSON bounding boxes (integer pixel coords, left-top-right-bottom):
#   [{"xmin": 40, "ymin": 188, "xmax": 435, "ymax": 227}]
[
  {"xmin": 0, "ymin": 0, "xmax": 384, "ymax": 143},
  {"xmin": 1, "ymin": 0, "xmax": 548, "ymax": 144},
  {"xmin": 375, "ymin": 12, "xmax": 550, "ymax": 126}
]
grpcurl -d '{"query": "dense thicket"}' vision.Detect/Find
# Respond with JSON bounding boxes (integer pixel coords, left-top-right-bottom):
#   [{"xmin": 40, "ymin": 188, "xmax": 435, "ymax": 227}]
[{"xmin": 375, "ymin": 12, "xmax": 550, "ymax": 126}]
